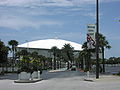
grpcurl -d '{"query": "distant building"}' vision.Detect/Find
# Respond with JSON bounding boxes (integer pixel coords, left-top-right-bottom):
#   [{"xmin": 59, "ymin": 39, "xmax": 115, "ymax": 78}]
[{"xmin": 17, "ymin": 39, "xmax": 82, "ymax": 58}]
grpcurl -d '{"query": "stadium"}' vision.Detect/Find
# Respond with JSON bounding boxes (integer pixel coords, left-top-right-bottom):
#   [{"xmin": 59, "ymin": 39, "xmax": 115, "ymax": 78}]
[{"xmin": 17, "ymin": 38, "xmax": 82, "ymax": 57}]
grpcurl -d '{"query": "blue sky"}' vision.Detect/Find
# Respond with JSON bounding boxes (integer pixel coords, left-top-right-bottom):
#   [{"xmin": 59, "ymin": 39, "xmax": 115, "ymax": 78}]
[{"xmin": 0, "ymin": 0, "xmax": 120, "ymax": 58}]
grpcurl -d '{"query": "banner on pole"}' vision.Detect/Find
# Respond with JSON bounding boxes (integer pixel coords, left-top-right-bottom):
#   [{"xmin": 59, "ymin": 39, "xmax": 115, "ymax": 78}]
[{"xmin": 87, "ymin": 24, "xmax": 96, "ymax": 49}]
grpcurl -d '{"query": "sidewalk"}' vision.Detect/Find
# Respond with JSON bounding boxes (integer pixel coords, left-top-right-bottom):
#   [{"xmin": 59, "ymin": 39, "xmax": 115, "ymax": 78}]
[
  {"xmin": 83, "ymin": 71, "xmax": 120, "ymax": 82},
  {"xmin": 95, "ymin": 74, "xmax": 120, "ymax": 82}
]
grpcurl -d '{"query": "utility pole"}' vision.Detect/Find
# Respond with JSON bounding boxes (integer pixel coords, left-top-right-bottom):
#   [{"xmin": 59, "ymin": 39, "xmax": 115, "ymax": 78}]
[{"xmin": 96, "ymin": 0, "xmax": 100, "ymax": 79}]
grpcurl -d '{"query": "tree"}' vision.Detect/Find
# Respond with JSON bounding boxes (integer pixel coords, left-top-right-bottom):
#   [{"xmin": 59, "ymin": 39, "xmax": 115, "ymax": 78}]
[
  {"xmin": 30, "ymin": 51, "xmax": 38, "ymax": 60},
  {"xmin": 81, "ymin": 41, "xmax": 95, "ymax": 71},
  {"xmin": 1, "ymin": 46, "xmax": 10, "ymax": 73},
  {"xmin": 40, "ymin": 55, "xmax": 46, "ymax": 70},
  {"xmin": 0, "ymin": 41, "xmax": 5, "ymax": 63},
  {"xmin": 17, "ymin": 50, "xmax": 31, "ymax": 73},
  {"xmin": 79, "ymin": 51, "xmax": 85, "ymax": 70},
  {"xmin": 0, "ymin": 41, "xmax": 10, "ymax": 74},
  {"xmin": 30, "ymin": 51, "xmax": 44, "ymax": 71},
  {"xmin": 81, "ymin": 42, "xmax": 88, "ymax": 70},
  {"xmin": 61, "ymin": 44, "xmax": 74, "ymax": 70},
  {"xmin": 30, "ymin": 51, "xmax": 39, "ymax": 71},
  {"xmin": 8, "ymin": 40, "xmax": 18, "ymax": 71},
  {"xmin": 50, "ymin": 46, "xmax": 59, "ymax": 70},
  {"xmin": 98, "ymin": 33, "xmax": 111, "ymax": 73},
  {"xmin": 56, "ymin": 49, "xmax": 62, "ymax": 69}
]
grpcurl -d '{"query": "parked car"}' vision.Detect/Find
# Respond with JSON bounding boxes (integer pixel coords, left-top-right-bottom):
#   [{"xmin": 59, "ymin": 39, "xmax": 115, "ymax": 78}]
[{"xmin": 71, "ymin": 65, "xmax": 77, "ymax": 71}]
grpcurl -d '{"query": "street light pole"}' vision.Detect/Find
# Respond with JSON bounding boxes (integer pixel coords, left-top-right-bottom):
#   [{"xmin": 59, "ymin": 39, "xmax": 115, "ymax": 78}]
[
  {"xmin": 26, "ymin": 40, "xmax": 29, "ymax": 52},
  {"xmin": 96, "ymin": 0, "xmax": 100, "ymax": 79}
]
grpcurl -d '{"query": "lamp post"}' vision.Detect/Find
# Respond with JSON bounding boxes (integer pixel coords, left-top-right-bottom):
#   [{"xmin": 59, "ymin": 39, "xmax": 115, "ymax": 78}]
[
  {"xmin": 96, "ymin": 0, "xmax": 100, "ymax": 79},
  {"xmin": 26, "ymin": 40, "xmax": 29, "ymax": 52}
]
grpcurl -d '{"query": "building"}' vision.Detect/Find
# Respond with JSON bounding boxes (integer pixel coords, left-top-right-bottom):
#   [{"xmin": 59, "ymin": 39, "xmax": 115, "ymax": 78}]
[{"xmin": 17, "ymin": 38, "xmax": 82, "ymax": 58}]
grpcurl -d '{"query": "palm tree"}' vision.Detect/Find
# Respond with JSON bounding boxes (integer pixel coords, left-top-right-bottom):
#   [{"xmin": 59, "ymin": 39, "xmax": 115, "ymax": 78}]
[
  {"xmin": 1, "ymin": 46, "xmax": 10, "ymax": 73},
  {"xmin": 30, "ymin": 51, "xmax": 39, "ymax": 71},
  {"xmin": 8, "ymin": 40, "xmax": 18, "ymax": 71},
  {"xmin": 98, "ymin": 33, "xmax": 111, "ymax": 73},
  {"xmin": 0, "ymin": 41, "xmax": 4, "ymax": 64},
  {"xmin": 40, "ymin": 55, "xmax": 46, "ymax": 70},
  {"xmin": 82, "ymin": 42, "xmax": 93, "ymax": 71},
  {"xmin": 0, "ymin": 41, "xmax": 10, "ymax": 74},
  {"xmin": 61, "ymin": 44, "xmax": 74, "ymax": 70},
  {"xmin": 55, "ymin": 49, "xmax": 62, "ymax": 69},
  {"xmin": 82, "ymin": 42, "xmax": 89, "ymax": 71},
  {"xmin": 50, "ymin": 46, "xmax": 59, "ymax": 70},
  {"xmin": 79, "ymin": 50, "xmax": 85, "ymax": 70},
  {"xmin": 30, "ymin": 51, "xmax": 38, "ymax": 59},
  {"xmin": 17, "ymin": 50, "xmax": 31, "ymax": 73}
]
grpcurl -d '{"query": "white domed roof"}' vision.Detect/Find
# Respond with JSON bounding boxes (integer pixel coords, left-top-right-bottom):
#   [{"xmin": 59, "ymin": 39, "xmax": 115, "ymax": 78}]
[{"xmin": 18, "ymin": 39, "xmax": 82, "ymax": 51}]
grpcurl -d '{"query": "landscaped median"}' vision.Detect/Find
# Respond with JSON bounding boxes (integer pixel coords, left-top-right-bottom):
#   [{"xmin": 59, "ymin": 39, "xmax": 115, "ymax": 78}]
[
  {"xmin": 14, "ymin": 71, "xmax": 43, "ymax": 83},
  {"xmin": 14, "ymin": 78, "xmax": 43, "ymax": 83}
]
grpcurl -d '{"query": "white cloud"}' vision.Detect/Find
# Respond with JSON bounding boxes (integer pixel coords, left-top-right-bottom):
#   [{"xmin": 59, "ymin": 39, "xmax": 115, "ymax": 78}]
[
  {"xmin": 0, "ymin": 0, "xmax": 73, "ymax": 7},
  {"xmin": 84, "ymin": 12, "xmax": 96, "ymax": 18},
  {"xmin": 0, "ymin": 0, "xmax": 119, "ymax": 30},
  {"xmin": 0, "ymin": 15, "xmax": 63, "ymax": 30},
  {"xmin": 83, "ymin": 12, "xmax": 103, "ymax": 19},
  {"xmin": 0, "ymin": 0, "xmax": 119, "ymax": 8},
  {"xmin": 30, "ymin": 32, "xmax": 85, "ymax": 44},
  {"xmin": 100, "ymin": 0, "xmax": 120, "ymax": 3},
  {"xmin": 53, "ymin": 32, "xmax": 85, "ymax": 41}
]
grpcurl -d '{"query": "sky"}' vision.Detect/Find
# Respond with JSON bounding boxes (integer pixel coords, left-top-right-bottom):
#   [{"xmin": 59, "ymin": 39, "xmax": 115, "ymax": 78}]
[{"xmin": 0, "ymin": 0, "xmax": 120, "ymax": 58}]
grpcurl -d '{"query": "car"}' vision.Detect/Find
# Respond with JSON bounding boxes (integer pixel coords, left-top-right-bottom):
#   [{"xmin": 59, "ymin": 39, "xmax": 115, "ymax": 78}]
[{"xmin": 71, "ymin": 65, "xmax": 77, "ymax": 71}]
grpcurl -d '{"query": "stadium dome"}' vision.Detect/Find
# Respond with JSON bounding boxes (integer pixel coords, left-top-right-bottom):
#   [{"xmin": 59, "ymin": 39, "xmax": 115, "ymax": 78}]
[{"xmin": 18, "ymin": 39, "xmax": 82, "ymax": 51}]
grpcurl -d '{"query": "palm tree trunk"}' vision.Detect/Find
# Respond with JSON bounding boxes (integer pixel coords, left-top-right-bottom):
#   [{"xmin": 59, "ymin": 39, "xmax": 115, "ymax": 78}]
[
  {"xmin": 89, "ymin": 53, "xmax": 92, "ymax": 70},
  {"xmin": 60, "ymin": 60, "xmax": 61, "ymax": 68},
  {"xmin": 67, "ymin": 61, "xmax": 69, "ymax": 70},
  {"xmin": 2, "ymin": 63, "xmax": 5, "ymax": 75},
  {"xmin": 5, "ymin": 62, "xmax": 8, "ymax": 73},
  {"xmin": 54, "ymin": 55, "xmax": 56, "ymax": 70},
  {"xmin": 102, "ymin": 47, "xmax": 105, "ymax": 73},
  {"xmin": 12, "ymin": 49, "xmax": 14, "ymax": 72},
  {"xmin": 84, "ymin": 56, "xmax": 87, "ymax": 71},
  {"xmin": 50, "ymin": 59, "xmax": 52, "ymax": 69},
  {"xmin": 56, "ymin": 60, "xmax": 59, "ymax": 69},
  {"xmin": 43, "ymin": 60, "xmax": 46, "ymax": 69},
  {"xmin": 81, "ymin": 58, "xmax": 84, "ymax": 70},
  {"xmin": 86, "ymin": 51, "xmax": 90, "ymax": 71}
]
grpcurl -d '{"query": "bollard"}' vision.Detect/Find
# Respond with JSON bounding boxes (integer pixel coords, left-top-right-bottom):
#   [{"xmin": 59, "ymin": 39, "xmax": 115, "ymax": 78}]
[
  {"xmin": 38, "ymin": 71, "xmax": 40, "ymax": 79},
  {"xmin": 87, "ymin": 71, "xmax": 90, "ymax": 78}
]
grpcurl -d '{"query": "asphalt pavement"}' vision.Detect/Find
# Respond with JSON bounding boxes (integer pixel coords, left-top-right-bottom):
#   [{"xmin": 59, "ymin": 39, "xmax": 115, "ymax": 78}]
[{"xmin": 0, "ymin": 69, "xmax": 120, "ymax": 90}]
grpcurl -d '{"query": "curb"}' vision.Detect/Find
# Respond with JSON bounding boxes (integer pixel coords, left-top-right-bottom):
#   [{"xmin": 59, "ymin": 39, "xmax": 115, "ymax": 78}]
[
  {"xmin": 14, "ymin": 78, "xmax": 43, "ymax": 83},
  {"xmin": 84, "ymin": 78, "xmax": 94, "ymax": 82}
]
